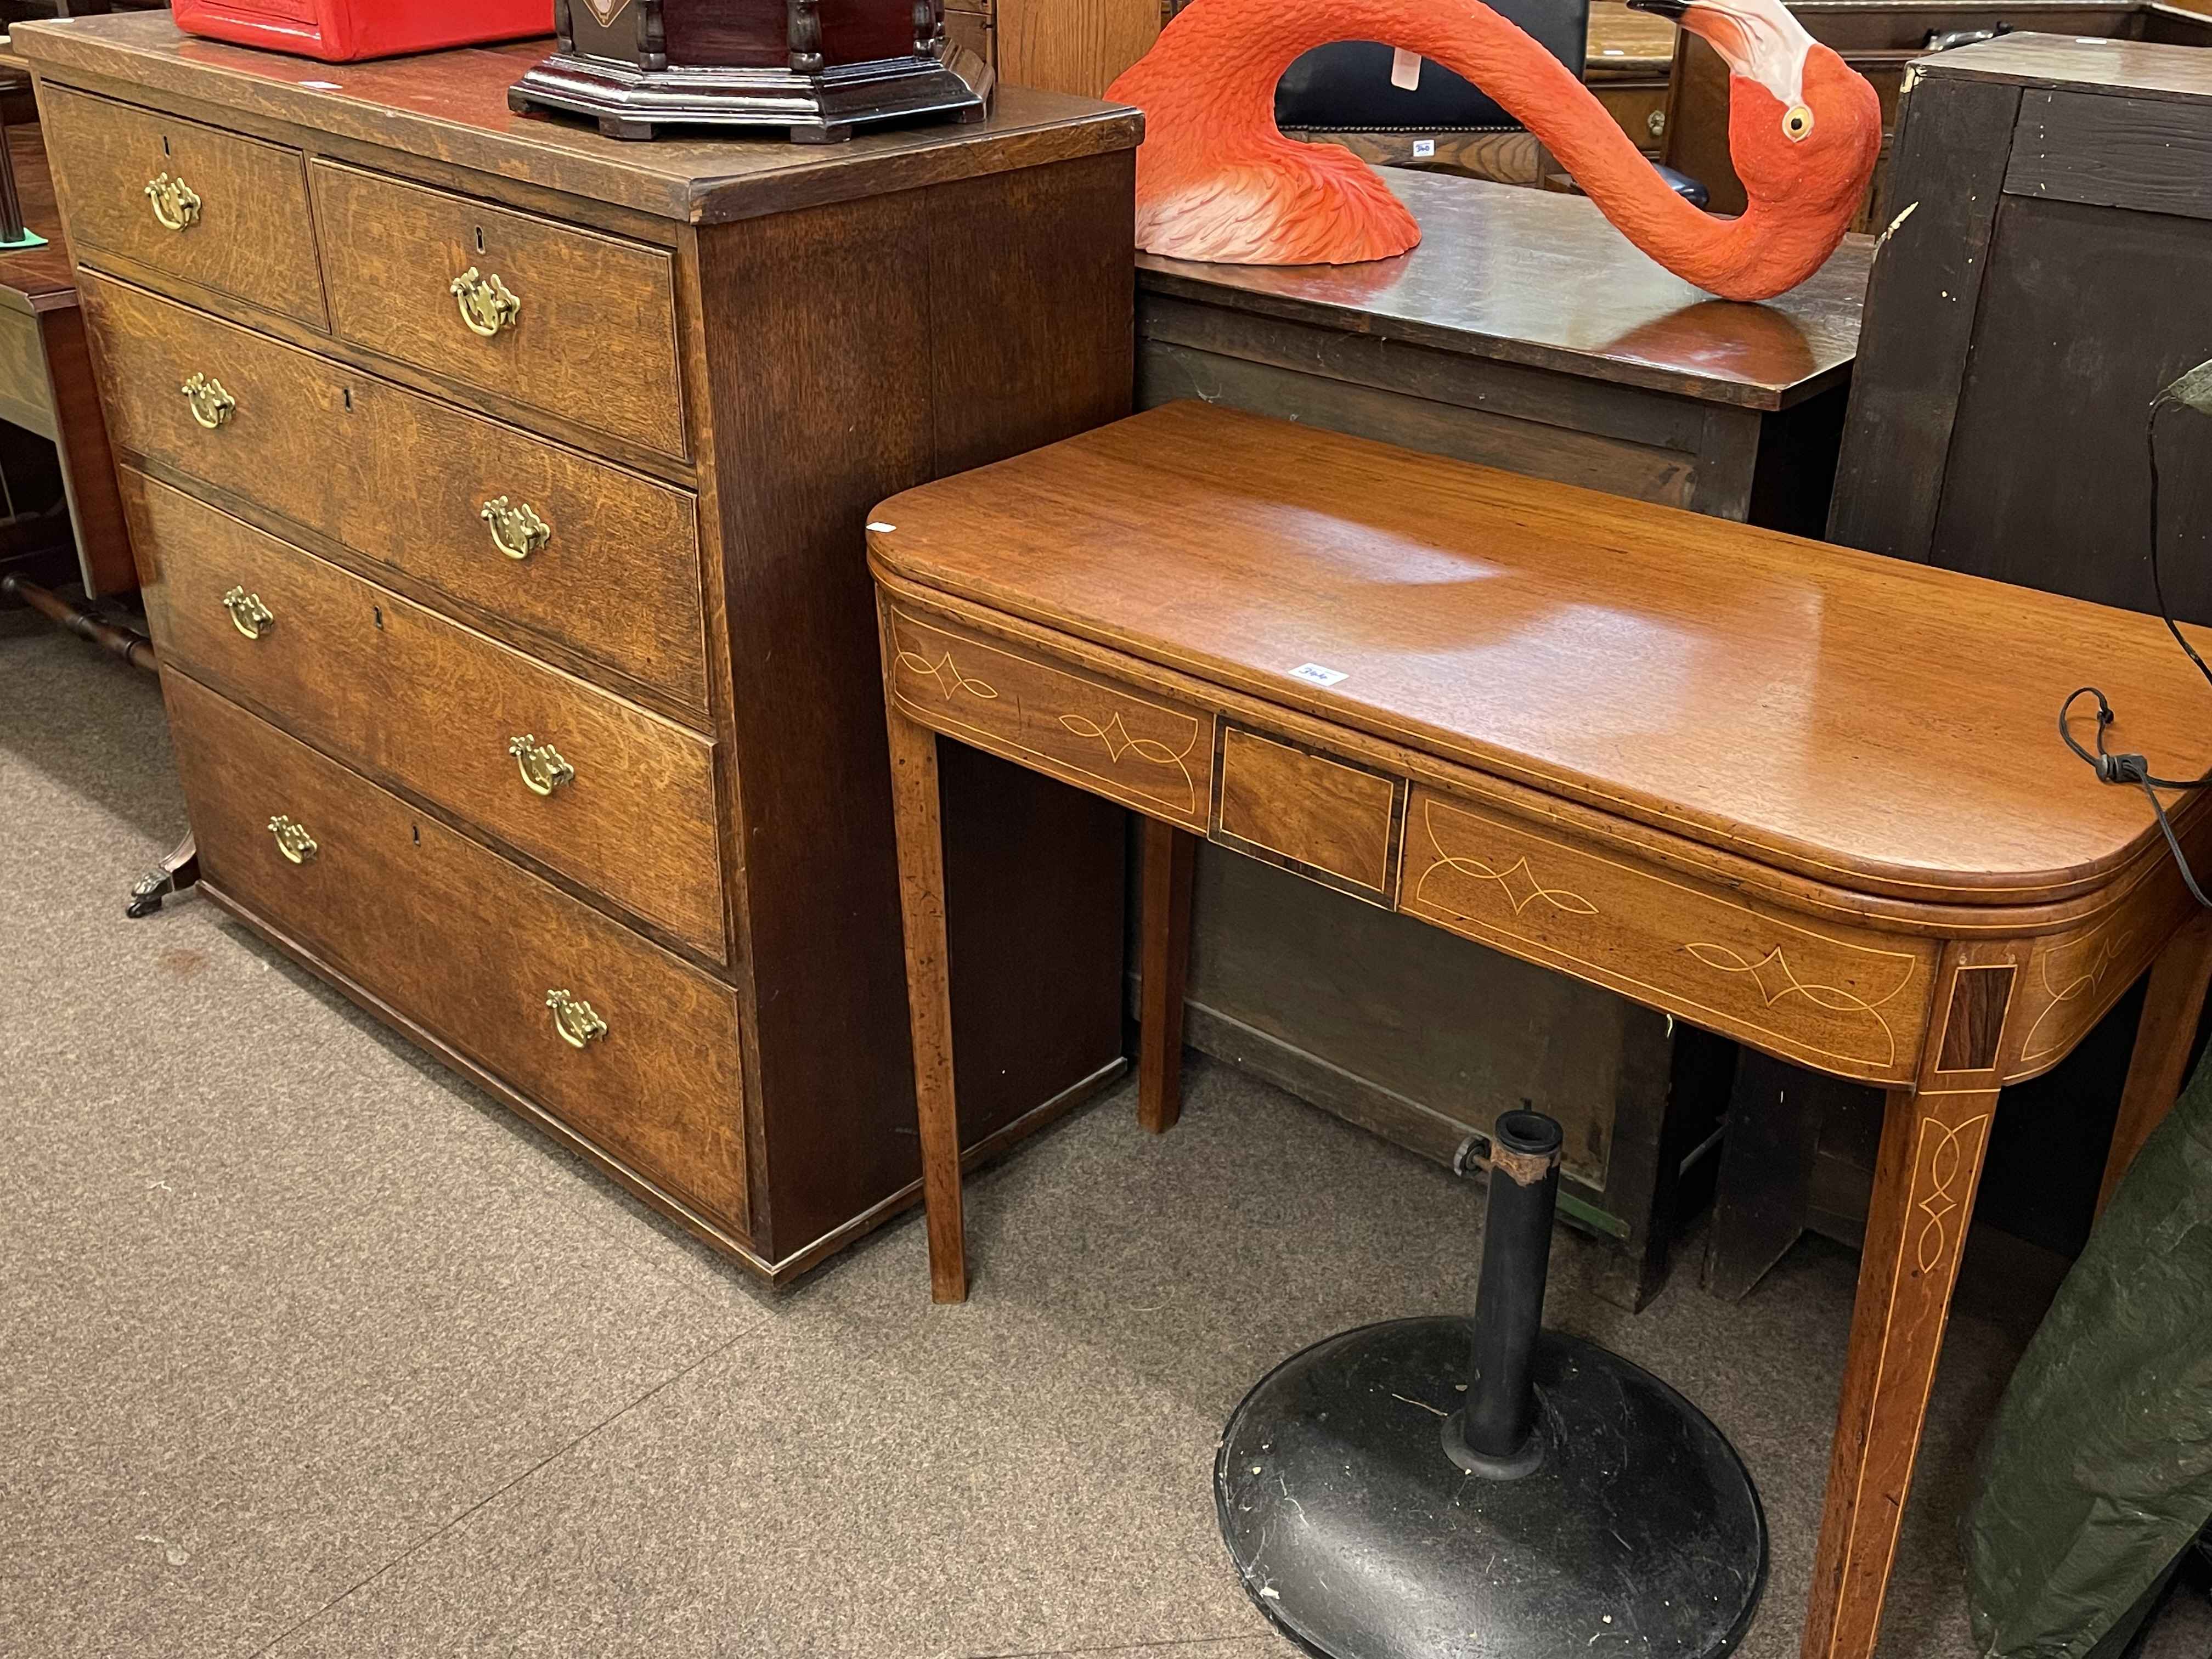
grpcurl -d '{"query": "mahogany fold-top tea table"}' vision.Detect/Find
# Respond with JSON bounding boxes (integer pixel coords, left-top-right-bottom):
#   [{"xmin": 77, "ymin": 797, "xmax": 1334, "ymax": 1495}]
[{"xmin": 867, "ymin": 400, "xmax": 2212, "ymax": 1659}]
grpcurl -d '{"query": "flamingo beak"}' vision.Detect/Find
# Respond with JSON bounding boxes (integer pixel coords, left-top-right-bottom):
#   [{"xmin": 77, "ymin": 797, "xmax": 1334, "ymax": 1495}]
[{"xmin": 1626, "ymin": 0, "xmax": 1813, "ymax": 105}]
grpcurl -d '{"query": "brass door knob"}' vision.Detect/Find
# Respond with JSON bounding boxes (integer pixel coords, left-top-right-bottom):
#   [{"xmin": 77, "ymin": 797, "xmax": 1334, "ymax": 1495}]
[
  {"xmin": 450, "ymin": 267, "xmax": 521, "ymax": 337},
  {"xmin": 222, "ymin": 585, "xmax": 274, "ymax": 640},
  {"xmin": 144, "ymin": 172, "xmax": 201, "ymax": 232},
  {"xmin": 546, "ymin": 988, "xmax": 607, "ymax": 1048},
  {"xmin": 507, "ymin": 733, "xmax": 575, "ymax": 796},
  {"xmin": 267, "ymin": 815, "xmax": 318, "ymax": 864},
  {"xmin": 481, "ymin": 496, "xmax": 551, "ymax": 560},
  {"xmin": 181, "ymin": 372, "xmax": 236, "ymax": 430}
]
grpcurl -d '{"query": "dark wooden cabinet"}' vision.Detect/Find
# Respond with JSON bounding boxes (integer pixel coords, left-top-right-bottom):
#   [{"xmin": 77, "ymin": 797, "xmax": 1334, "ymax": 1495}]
[{"xmin": 22, "ymin": 11, "xmax": 1141, "ymax": 1282}]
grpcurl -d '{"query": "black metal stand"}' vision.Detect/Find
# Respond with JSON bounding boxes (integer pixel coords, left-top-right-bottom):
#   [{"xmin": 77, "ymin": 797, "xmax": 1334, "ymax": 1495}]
[{"xmin": 1216, "ymin": 1110, "xmax": 1767, "ymax": 1659}]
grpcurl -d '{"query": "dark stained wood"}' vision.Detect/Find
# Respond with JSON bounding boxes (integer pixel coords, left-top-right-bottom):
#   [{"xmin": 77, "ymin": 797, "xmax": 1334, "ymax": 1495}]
[
  {"xmin": 2007, "ymin": 83, "xmax": 2212, "ymax": 217},
  {"xmin": 866, "ymin": 398, "xmax": 2212, "ymax": 1659},
  {"xmin": 13, "ymin": 11, "xmax": 1140, "ymax": 227},
  {"xmin": 1137, "ymin": 818, "xmax": 1194, "ymax": 1133},
  {"xmin": 2099, "ymin": 912, "xmax": 2212, "ymax": 1212},
  {"xmin": 1138, "ymin": 171, "xmax": 1873, "ymax": 413},
  {"xmin": 163, "ymin": 666, "xmax": 751, "ymax": 1230},
  {"xmin": 689, "ymin": 153, "xmax": 1131, "ymax": 1260},
  {"xmin": 40, "ymin": 82, "xmax": 329, "ymax": 328},
  {"xmin": 1825, "ymin": 71, "xmax": 2017, "ymax": 557},
  {"xmin": 1703, "ymin": 1048, "xmax": 1832, "ymax": 1300},
  {"xmin": 127, "ymin": 473, "xmax": 729, "ymax": 961},
  {"xmin": 871, "ymin": 402, "xmax": 2212, "ymax": 909},
  {"xmin": 312, "ymin": 160, "xmax": 687, "ymax": 459}
]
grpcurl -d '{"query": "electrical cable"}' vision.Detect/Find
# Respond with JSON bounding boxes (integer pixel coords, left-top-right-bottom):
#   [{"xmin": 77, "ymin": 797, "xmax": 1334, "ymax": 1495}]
[{"xmin": 2061, "ymin": 371, "xmax": 2212, "ymax": 908}]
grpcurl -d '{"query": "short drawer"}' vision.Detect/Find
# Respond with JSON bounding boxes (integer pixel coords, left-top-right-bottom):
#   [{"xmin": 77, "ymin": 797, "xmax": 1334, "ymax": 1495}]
[
  {"xmin": 130, "ymin": 473, "xmax": 728, "ymax": 961},
  {"xmin": 85, "ymin": 270, "xmax": 354, "ymax": 538},
  {"xmin": 1398, "ymin": 785, "xmax": 1938, "ymax": 1084},
  {"xmin": 312, "ymin": 161, "xmax": 685, "ymax": 459},
  {"xmin": 1210, "ymin": 723, "xmax": 1406, "ymax": 904},
  {"xmin": 882, "ymin": 595, "xmax": 1215, "ymax": 830},
  {"xmin": 42, "ymin": 87, "xmax": 327, "ymax": 329},
  {"xmin": 162, "ymin": 668, "xmax": 748, "ymax": 1231}
]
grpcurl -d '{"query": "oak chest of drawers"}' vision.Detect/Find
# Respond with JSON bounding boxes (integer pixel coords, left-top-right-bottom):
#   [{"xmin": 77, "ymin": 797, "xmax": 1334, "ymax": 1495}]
[{"xmin": 22, "ymin": 11, "xmax": 1141, "ymax": 1280}]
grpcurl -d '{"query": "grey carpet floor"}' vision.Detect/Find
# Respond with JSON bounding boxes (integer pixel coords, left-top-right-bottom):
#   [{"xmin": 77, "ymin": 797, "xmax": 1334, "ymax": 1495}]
[{"xmin": 5, "ymin": 606, "xmax": 2210, "ymax": 1659}]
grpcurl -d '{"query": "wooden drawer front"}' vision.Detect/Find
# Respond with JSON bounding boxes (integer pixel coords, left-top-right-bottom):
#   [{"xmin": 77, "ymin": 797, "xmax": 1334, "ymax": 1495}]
[
  {"xmin": 1211, "ymin": 723, "xmax": 1405, "ymax": 904},
  {"xmin": 42, "ymin": 87, "xmax": 326, "ymax": 329},
  {"xmin": 162, "ymin": 669, "xmax": 748, "ymax": 1230},
  {"xmin": 1400, "ymin": 787, "xmax": 1937, "ymax": 1084},
  {"xmin": 312, "ymin": 162, "xmax": 685, "ymax": 459},
  {"xmin": 129, "ymin": 474, "xmax": 727, "ymax": 961},
  {"xmin": 85, "ymin": 272, "xmax": 353, "ymax": 538},
  {"xmin": 349, "ymin": 380, "xmax": 707, "ymax": 707},
  {"xmin": 883, "ymin": 597, "xmax": 1213, "ymax": 829}
]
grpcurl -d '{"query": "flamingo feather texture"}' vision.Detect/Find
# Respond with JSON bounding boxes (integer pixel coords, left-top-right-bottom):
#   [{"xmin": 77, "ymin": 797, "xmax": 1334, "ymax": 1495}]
[{"xmin": 1107, "ymin": 0, "xmax": 1881, "ymax": 301}]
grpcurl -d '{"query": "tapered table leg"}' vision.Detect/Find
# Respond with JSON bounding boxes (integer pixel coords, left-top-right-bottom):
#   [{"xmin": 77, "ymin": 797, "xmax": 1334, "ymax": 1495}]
[
  {"xmin": 2098, "ymin": 913, "xmax": 2212, "ymax": 1216},
  {"xmin": 1801, "ymin": 1079, "xmax": 1997, "ymax": 1659},
  {"xmin": 1138, "ymin": 819, "xmax": 1196, "ymax": 1134},
  {"xmin": 887, "ymin": 709, "xmax": 966, "ymax": 1303}
]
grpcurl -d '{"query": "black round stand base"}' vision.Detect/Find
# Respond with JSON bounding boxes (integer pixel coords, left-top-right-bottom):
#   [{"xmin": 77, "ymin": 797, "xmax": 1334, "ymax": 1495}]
[{"xmin": 1217, "ymin": 1319, "xmax": 1767, "ymax": 1659}]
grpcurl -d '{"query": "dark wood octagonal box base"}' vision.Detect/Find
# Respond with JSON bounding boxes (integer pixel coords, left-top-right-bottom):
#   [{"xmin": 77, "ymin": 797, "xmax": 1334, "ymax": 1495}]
[{"xmin": 510, "ymin": 43, "xmax": 995, "ymax": 143}]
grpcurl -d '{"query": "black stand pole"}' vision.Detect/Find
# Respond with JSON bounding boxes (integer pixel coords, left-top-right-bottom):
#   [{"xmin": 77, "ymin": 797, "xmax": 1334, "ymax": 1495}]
[
  {"xmin": 1216, "ymin": 1109, "xmax": 1768, "ymax": 1659},
  {"xmin": 1446, "ymin": 1108, "xmax": 1560, "ymax": 1477}
]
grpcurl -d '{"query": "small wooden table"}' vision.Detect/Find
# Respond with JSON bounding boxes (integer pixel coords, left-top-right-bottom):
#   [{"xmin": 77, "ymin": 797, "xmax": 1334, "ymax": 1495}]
[{"xmin": 870, "ymin": 402, "xmax": 2212, "ymax": 1659}]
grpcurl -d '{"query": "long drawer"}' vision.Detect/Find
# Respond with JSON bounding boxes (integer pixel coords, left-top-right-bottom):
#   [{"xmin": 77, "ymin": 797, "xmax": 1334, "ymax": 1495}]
[
  {"xmin": 131, "ymin": 472, "xmax": 728, "ymax": 961},
  {"xmin": 85, "ymin": 271, "xmax": 708, "ymax": 706},
  {"xmin": 163, "ymin": 667, "xmax": 750, "ymax": 1231},
  {"xmin": 41, "ymin": 86, "xmax": 329, "ymax": 329}
]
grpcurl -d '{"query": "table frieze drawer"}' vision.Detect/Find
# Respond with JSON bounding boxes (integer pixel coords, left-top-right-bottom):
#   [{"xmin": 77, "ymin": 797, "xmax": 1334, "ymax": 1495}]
[
  {"xmin": 130, "ymin": 472, "xmax": 727, "ymax": 962},
  {"xmin": 162, "ymin": 667, "xmax": 749, "ymax": 1232},
  {"xmin": 883, "ymin": 599, "xmax": 1214, "ymax": 830},
  {"xmin": 1211, "ymin": 723, "xmax": 1405, "ymax": 905},
  {"xmin": 42, "ymin": 86, "xmax": 328, "ymax": 329},
  {"xmin": 311, "ymin": 160, "xmax": 686, "ymax": 460},
  {"xmin": 1400, "ymin": 786, "xmax": 1936, "ymax": 1084}
]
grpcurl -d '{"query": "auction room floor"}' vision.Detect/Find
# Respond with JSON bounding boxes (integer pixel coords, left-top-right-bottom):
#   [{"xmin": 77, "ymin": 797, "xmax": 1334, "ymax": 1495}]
[{"xmin": 8, "ymin": 607, "xmax": 2210, "ymax": 1658}]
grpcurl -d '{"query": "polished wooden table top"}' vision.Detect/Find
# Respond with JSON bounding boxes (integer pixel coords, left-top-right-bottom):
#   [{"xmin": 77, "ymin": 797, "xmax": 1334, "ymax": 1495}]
[
  {"xmin": 15, "ymin": 11, "xmax": 1141, "ymax": 223},
  {"xmin": 1136, "ymin": 173, "xmax": 1873, "ymax": 409},
  {"xmin": 0, "ymin": 123, "xmax": 80, "ymax": 315},
  {"xmin": 871, "ymin": 402, "xmax": 2212, "ymax": 905}
]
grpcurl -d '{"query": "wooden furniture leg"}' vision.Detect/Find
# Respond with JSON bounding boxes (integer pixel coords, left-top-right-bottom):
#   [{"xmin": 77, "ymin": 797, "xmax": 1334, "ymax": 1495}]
[
  {"xmin": 1138, "ymin": 819, "xmax": 1196, "ymax": 1133},
  {"xmin": 887, "ymin": 709, "xmax": 967, "ymax": 1303},
  {"xmin": 2098, "ymin": 912, "xmax": 2212, "ymax": 1216},
  {"xmin": 1801, "ymin": 1081, "xmax": 1997, "ymax": 1659}
]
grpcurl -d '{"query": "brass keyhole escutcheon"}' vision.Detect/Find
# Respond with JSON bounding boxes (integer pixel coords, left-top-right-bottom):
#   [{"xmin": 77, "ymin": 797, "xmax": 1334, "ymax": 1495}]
[
  {"xmin": 481, "ymin": 496, "xmax": 551, "ymax": 560},
  {"xmin": 450, "ymin": 267, "xmax": 521, "ymax": 337},
  {"xmin": 222, "ymin": 585, "xmax": 274, "ymax": 640},
  {"xmin": 507, "ymin": 733, "xmax": 575, "ymax": 797},
  {"xmin": 546, "ymin": 988, "xmax": 607, "ymax": 1049},
  {"xmin": 144, "ymin": 172, "xmax": 201, "ymax": 232},
  {"xmin": 267, "ymin": 815, "xmax": 318, "ymax": 865},
  {"xmin": 181, "ymin": 372, "xmax": 236, "ymax": 430}
]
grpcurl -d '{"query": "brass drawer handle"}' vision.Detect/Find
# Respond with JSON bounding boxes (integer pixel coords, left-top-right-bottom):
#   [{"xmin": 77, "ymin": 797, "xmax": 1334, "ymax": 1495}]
[
  {"xmin": 144, "ymin": 172, "xmax": 201, "ymax": 232},
  {"xmin": 221, "ymin": 585, "xmax": 274, "ymax": 640},
  {"xmin": 450, "ymin": 267, "xmax": 521, "ymax": 337},
  {"xmin": 181, "ymin": 372, "xmax": 235, "ymax": 430},
  {"xmin": 481, "ymin": 496, "xmax": 550, "ymax": 560},
  {"xmin": 267, "ymin": 815, "xmax": 318, "ymax": 864},
  {"xmin": 507, "ymin": 733, "xmax": 575, "ymax": 796},
  {"xmin": 546, "ymin": 988, "xmax": 607, "ymax": 1048}
]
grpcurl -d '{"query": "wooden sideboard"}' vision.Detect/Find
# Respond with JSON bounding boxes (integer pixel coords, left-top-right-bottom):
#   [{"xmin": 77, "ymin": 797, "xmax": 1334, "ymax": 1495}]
[
  {"xmin": 1135, "ymin": 171, "xmax": 1871, "ymax": 1305},
  {"xmin": 19, "ymin": 11, "xmax": 1140, "ymax": 1281}
]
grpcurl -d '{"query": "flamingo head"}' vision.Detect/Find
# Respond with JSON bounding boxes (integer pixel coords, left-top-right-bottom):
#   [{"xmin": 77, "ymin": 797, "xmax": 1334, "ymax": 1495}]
[{"xmin": 1629, "ymin": 0, "xmax": 1880, "ymax": 222}]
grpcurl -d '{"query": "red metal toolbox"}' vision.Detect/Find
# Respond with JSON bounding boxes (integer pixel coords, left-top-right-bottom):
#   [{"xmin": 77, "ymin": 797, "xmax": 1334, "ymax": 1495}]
[{"xmin": 172, "ymin": 0, "xmax": 553, "ymax": 64}]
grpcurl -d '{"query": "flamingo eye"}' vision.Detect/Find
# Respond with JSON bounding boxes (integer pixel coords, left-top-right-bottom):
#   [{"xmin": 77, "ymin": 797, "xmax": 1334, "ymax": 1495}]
[{"xmin": 1783, "ymin": 104, "xmax": 1814, "ymax": 142}]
